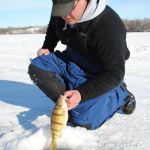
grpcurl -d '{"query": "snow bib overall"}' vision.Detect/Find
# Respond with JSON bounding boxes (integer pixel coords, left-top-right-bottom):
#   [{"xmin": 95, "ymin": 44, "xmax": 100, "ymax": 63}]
[{"xmin": 31, "ymin": 48, "xmax": 129, "ymax": 130}]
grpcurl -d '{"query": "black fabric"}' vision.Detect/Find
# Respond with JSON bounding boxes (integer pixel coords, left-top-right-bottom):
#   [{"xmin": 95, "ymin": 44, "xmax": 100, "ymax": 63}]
[
  {"xmin": 68, "ymin": 111, "xmax": 92, "ymax": 130},
  {"xmin": 121, "ymin": 83, "xmax": 136, "ymax": 114},
  {"xmin": 42, "ymin": 6, "xmax": 130, "ymax": 101},
  {"xmin": 53, "ymin": 0, "xmax": 73, "ymax": 5},
  {"xmin": 28, "ymin": 64, "xmax": 66, "ymax": 102}
]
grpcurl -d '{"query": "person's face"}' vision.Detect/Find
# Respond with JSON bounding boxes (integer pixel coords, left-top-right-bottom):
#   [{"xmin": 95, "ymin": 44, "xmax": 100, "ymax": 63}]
[{"xmin": 62, "ymin": 0, "xmax": 88, "ymax": 25}]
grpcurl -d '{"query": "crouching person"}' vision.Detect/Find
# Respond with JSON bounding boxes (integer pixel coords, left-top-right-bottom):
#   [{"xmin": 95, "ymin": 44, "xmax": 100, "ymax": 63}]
[{"xmin": 28, "ymin": 0, "xmax": 136, "ymax": 130}]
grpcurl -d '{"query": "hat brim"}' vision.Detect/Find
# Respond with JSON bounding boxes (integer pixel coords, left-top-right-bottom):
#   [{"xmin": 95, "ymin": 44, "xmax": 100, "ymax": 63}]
[{"xmin": 52, "ymin": 1, "xmax": 74, "ymax": 17}]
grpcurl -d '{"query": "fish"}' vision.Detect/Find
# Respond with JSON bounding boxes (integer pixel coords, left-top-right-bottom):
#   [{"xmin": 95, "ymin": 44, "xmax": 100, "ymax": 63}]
[{"xmin": 50, "ymin": 95, "xmax": 68, "ymax": 150}]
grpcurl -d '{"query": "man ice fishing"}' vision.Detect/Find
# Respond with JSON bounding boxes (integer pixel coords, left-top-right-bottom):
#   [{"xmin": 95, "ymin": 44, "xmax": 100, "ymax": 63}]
[{"xmin": 28, "ymin": 0, "xmax": 136, "ymax": 130}]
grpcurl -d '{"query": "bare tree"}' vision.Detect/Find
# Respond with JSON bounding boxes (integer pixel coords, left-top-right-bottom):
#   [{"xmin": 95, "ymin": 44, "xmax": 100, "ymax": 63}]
[{"xmin": 123, "ymin": 18, "xmax": 150, "ymax": 32}]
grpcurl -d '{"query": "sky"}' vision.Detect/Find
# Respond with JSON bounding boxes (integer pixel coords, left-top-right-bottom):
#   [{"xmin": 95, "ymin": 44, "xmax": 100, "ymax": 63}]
[{"xmin": 0, "ymin": 0, "xmax": 150, "ymax": 27}]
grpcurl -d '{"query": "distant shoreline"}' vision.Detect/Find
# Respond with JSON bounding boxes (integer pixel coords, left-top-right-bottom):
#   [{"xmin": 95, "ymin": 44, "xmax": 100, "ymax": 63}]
[
  {"xmin": 0, "ymin": 18, "xmax": 150, "ymax": 35},
  {"xmin": 0, "ymin": 26, "xmax": 47, "ymax": 35}
]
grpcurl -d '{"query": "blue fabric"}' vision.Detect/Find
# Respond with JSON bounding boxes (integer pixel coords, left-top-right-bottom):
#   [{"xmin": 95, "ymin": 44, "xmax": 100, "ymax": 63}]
[{"xmin": 31, "ymin": 48, "xmax": 129, "ymax": 130}]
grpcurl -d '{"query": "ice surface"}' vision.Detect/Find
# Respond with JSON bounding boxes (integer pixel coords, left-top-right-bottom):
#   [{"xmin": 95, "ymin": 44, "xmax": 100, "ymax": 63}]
[{"xmin": 0, "ymin": 33, "xmax": 150, "ymax": 150}]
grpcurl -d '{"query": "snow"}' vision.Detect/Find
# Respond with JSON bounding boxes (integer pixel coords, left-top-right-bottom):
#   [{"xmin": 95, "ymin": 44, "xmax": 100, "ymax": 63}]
[{"xmin": 0, "ymin": 33, "xmax": 150, "ymax": 150}]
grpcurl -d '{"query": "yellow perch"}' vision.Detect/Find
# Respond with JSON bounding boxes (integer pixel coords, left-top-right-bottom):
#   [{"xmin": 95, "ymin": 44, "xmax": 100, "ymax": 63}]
[{"xmin": 50, "ymin": 95, "xmax": 68, "ymax": 150}]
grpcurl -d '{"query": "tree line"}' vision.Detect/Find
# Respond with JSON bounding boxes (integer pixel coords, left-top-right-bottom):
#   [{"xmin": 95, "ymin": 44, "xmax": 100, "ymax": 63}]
[
  {"xmin": 0, "ymin": 18, "xmax": 150, "ymax": 35},
  {"xmin": 0, "ymin": 26, "xmax": 47, "ymax": 35},
  {"xmin": 124, "ymin": 18, "xmax": 150, "ymax": 32}
]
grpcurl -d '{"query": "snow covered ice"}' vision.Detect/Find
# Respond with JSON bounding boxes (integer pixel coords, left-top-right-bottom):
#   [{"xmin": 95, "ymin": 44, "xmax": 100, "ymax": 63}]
[{"xmin": 0, "ymin": 33, "xmax": 150, "ymax": 150}]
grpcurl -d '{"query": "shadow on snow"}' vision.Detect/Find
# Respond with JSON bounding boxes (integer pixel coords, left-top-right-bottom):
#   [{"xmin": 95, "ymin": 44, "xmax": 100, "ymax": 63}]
[{"xmin": 0, "ymin": 80, "xmax": 55, "ymax": 132}]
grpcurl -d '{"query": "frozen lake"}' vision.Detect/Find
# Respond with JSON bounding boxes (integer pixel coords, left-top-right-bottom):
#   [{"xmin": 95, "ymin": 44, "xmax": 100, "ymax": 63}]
[{"xmin": 0, "ymin": 32, "xmax": 150, "ymax": 150}]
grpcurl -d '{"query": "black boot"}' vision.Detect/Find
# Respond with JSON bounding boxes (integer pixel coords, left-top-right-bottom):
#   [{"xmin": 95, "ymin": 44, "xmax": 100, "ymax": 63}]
[
  {"xmin": 28, "ymin": 64, "xmax": 66, "ymax": 102},
  {"xmin": 122, "ymin": 83, "xmax": 136, "ymax": 114}
]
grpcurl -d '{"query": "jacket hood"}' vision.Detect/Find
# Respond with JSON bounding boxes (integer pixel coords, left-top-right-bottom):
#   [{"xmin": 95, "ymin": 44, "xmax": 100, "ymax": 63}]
[{"xmin": 78, "ymin": 0, "xmax": 106, "ymax": 23}]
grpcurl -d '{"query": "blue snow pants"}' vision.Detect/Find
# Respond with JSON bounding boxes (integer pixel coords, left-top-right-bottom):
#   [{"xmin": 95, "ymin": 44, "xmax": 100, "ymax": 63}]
[{"xmin": 31, "ymin": 48, "xmax": 129, "ymax": 130}]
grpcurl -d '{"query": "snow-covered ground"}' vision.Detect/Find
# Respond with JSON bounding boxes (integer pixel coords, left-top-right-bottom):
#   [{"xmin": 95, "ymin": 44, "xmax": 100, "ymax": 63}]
[{"xmin": 0, "ymin": 33, "xmax": 150, "ymax": 150}]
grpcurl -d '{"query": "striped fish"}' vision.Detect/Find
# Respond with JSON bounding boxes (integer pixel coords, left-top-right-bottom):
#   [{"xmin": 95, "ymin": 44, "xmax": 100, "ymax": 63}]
[{"xmin": 50, "ymin": 95, "xmax": 68, "ymax": 150}]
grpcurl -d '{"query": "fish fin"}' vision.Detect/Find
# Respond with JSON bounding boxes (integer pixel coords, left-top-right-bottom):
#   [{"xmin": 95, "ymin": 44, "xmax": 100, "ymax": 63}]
[{"xmin": 49, "ymin": 141, "xmax": 57, "ymax": 150}]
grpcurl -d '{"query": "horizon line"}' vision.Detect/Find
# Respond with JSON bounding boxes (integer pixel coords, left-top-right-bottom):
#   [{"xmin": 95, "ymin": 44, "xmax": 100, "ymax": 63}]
[{"xmin": 1, "ymin": 17, "xmax": 150, "ymax": 28}]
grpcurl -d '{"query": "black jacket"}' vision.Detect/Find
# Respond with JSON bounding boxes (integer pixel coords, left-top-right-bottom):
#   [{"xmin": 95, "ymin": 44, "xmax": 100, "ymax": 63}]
[{"xmin": 42, "ymin": 6, "xmax": 130, "ymax": 101}]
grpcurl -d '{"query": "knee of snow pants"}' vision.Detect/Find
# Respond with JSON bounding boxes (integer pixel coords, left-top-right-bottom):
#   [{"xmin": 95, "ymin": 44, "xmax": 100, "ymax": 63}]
[
  {"xmin": 28, "ymin": 64, "xmax": 66, "ymax": 102},
  {"xmin": 68, "ymin": 82, "xmax": 129, "ymax": 130}
]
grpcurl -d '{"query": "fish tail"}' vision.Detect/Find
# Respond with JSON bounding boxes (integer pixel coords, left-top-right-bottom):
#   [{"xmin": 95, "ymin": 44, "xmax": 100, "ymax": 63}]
[{"xmin": 49, "ymin": 141, "xmax": 57, "ymax": 150}]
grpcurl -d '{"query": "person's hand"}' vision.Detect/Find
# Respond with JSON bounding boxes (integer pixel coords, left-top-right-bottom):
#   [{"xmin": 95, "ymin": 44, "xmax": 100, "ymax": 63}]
[
  {"xmin": 64, "ymin": 90, "xmax": 81, "ymax": 110},
  {"xmin": 37, "ymin": 48, "xmax": 50, "ymax": 56}
]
